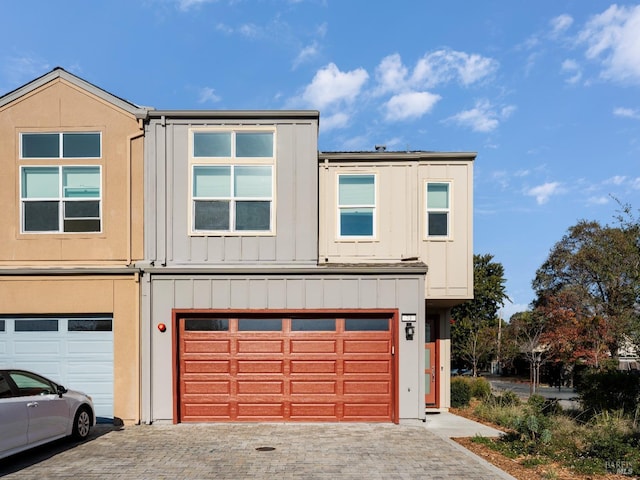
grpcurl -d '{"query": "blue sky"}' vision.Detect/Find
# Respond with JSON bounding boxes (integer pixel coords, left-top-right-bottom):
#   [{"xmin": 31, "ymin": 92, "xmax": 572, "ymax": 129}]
[{"xmin": 2, "ymin": 1, "xmax": 640, "ymax": 319}]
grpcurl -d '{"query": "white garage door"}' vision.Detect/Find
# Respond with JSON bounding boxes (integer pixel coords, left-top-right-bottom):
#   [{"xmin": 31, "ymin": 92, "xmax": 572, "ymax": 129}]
[{"xmin": 0, "ymin": 317, "xmax": 113, "ymax": 420}]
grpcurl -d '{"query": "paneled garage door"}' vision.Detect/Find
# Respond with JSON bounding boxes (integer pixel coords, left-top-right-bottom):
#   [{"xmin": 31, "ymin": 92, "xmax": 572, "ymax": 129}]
[
  {"xmin": 178, "ymin": 314, "xmax": 396, "ymax": 422},
  {"xmin": 0, "ymin": 316, "xmax": 113, "ymax": 419}
]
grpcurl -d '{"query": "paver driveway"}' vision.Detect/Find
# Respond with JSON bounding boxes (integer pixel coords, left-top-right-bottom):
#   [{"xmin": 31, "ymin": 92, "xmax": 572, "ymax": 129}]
[{"xmin": 0, "ymin": 423, "xmax": 513, "ymax": 479}]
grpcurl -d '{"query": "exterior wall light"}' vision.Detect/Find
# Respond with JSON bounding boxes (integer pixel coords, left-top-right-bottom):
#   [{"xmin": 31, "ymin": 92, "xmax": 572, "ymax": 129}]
[
  {"xmin": 401, "ymin": 313, "xmax": 417, "ymax": 341},
  {"xmin": 405, "ymin": 322, "xmax": 415, "ymax": 341}
]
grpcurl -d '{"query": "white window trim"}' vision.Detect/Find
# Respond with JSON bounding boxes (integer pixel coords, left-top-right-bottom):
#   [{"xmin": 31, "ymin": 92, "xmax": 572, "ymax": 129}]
[
  {"xmin": 19, "ymin": 165, "xmax": 103, "ymax": 234},
  {"xmin": 19, "ymin": 132, "xmax": 102, "ymax": 159},
  {"xmin": 424, "ymin": 180, "xmax": 452, "ymax": 241},
  {"xmin": 336, "ymin": 172, "xmax": 377, "ymax": 241},
  {"xmin": 188, "ymin": 127, "xmax": 276, "ymax": 236}
]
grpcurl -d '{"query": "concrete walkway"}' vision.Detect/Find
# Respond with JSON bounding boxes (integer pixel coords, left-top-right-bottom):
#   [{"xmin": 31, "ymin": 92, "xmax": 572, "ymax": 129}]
[{"xmin": 0, "ymin": 415, "xmax": 514, "ymax": 479}]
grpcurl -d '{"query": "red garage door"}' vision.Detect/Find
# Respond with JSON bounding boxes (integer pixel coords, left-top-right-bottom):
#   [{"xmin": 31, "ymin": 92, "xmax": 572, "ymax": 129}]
[{"xmin": 177, "ymin": 314, "xmax": 396, "ymax": 422}]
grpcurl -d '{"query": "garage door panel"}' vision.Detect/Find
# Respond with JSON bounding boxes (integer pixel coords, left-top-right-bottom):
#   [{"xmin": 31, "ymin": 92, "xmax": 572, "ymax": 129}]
[
  {"xmin": 184, "ymin": 360, "xmax": 230, "ymax": 374},
  {"xmin": 291, "ymin": 380, "xmax": 337, "ymax": 394},
  {"xmin": 290, "ymin": 360, "xmax": 336, "ymax": 374},
  {"xmin": 237, "ymin": 381, "xmax": 284, "ymax": 394},
  {"xmin": 237, "ymin": 361, "xmax": 283, "ymax": 374},
  {"xmin": 183, "ymin": 381, "xmax": 230, "ymax": 394},
  {"xmin": 183, "ymin": 403, "xmax": 232, "ymax": 419},
  {"xmin": 13, "ymin": 340, "xmax": 62, "ymax": 355},
  {"xmin": 290, "ymin": 340, "xmax": 337, "ymax": 353},
  {"xmin": 343, "ymin": 403, "xmax": 390, "ymax": 419},
  {"xmin": 344, "ymin": 380, "xmax": 390, "ymax": 394},
  {"xmin": 237, "ymin": 340, "xmax": 283, "ymax": 353},
  {"xmin": 344, "ymin": 361, "xmax": 390, "ymax": 374},
  {"xmin": 343, "ymin": 340, "xmax": 389, "ymax": 354},
  {"xmin": 237, "ymin": 403, "xmax": 284, "ymax": 418},
  {"xmin": 183, "ymin": 340, "xmax": 230, "ymax": 354},
  {"xmin": 290, "ymin": 403, "xmax": 337, "ymax": 418}
]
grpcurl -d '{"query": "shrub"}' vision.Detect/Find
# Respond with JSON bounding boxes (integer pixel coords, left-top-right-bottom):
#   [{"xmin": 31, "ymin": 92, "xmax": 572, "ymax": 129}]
[
  {"xmin": 577, "ymin": 370, "xmax": 640, "ymax": 417},
  {"xmin": 451, "ymin": 377, "xmax": 472, "ymax": 408},
  {"xmin": 469, "ymin": 376, "xmax": 491, "ymax": 399}
]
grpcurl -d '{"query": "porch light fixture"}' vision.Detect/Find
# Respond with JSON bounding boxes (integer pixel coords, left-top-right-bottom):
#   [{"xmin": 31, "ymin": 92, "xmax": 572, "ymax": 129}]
[
  {"xmin": 405, "ymin": 322, "xmax": 415, "ymax": 341},
  {"xmin": 401, "ymin": 314, "xmax": 416, "ymax": 341}
]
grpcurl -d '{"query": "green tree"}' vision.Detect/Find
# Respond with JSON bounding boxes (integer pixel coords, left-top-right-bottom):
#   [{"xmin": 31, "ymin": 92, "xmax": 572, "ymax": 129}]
[
  {"xmin": 507, "ymin": 311, "xmax": 548, "ymax": 394},
  {"xmin": 451, "ymin": 254, "xmax": 509, "ymax": 375},
  {"xmin": 532, "ymin": 219, "xmax": 640, "ymax": 359}
]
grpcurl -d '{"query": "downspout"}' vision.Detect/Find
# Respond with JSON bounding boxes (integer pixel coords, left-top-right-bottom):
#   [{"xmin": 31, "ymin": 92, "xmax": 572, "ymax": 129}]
[{"xmin": 127, "ymin": 119, "xmax": 145, "ymax": 265}]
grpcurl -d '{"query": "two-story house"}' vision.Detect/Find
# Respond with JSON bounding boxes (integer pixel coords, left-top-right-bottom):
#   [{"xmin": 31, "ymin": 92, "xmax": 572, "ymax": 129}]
[
  {"xmin": 0, "ymin": 69, "xmax": 146, "ymax": 424},
  {"xmin": 0, "ymin": 68, "xmax": 475, "ymax": 425}
]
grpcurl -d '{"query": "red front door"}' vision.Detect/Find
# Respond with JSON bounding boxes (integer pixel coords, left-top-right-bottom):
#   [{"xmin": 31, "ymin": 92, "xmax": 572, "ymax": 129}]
[{"xmin": 424, "ymin": 315, "xmax": 437, "ymax": 406}]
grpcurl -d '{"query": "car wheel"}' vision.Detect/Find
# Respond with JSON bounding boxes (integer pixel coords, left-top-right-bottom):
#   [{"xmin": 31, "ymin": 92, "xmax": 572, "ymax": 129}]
[{"xmin": 72, "ymin": 406, "xmax": 92, "ymax": 440}]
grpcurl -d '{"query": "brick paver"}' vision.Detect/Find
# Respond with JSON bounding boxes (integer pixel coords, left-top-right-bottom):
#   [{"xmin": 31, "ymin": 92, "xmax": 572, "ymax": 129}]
[{"xmin": 0, "ymin": 423, "xmax": 513, "ymax": 479}]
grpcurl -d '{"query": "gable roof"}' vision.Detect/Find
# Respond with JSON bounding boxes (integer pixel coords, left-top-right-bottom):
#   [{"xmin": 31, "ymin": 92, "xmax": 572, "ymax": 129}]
[{"xmin": 0, "ymin": 67, "xmax": 151, "ymax": 119}]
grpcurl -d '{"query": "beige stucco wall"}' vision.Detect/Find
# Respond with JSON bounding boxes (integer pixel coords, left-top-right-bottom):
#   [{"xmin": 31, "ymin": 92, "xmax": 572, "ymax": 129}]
[
  {"xmin": 0, "ymin": 77, "xmax": 144, "ymax": 265},
  {"xmin": 0, "ymin": 275, "xmax": 140, "ymax": 424}
]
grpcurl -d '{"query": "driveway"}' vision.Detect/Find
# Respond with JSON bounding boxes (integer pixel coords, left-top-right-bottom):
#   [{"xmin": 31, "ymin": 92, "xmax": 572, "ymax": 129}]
[{"xmin": 0, "ymin": 421, "xmax": 514, "ymax": 479}]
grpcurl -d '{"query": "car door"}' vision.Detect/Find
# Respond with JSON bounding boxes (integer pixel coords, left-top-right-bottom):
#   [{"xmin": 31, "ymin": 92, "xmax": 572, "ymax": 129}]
[
  {"xmin": 8, "ymin": 371, "xmax": 69, "ymax": 444},
  {"xmin": 0, "ymin": 373, "xmax": 29, "ymax": 455}
]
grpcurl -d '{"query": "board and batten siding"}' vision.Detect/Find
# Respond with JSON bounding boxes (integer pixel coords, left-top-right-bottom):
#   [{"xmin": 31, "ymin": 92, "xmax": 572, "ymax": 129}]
[
  {"xmin": 143, "ymin": 272, "xmax": 426, "ymax": 423},
  {"xmin": 144, "ymin": 117, "xmax": 319, "ymax": 267}
]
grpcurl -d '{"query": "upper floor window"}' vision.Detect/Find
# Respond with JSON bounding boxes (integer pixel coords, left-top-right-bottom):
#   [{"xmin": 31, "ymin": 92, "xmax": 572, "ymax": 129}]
[
  {"xmin": 190, "ymin": 128, "xmax": 275, "ymax": 235},
  {"xmin": 426, "ymin": 182, "xmax": 450, "ymax": 238},
  {"xmin": 21, "ymin": 132, "xmax": 101, "ymax": 158},
  {"xmin": 20, "ymin": 166, "xmax": 101, "ymax": 233},
  {"xmin": 338, "ymin": 174, "xmax": 376, "ymax": 238}
]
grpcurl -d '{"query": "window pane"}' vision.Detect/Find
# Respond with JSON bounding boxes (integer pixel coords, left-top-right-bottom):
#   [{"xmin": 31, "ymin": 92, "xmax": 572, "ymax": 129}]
[
  {"xmin": 22, "ymin": 167, "xmax": 59, "ymax": 198},
  {"xmin": 15, "ymin": 319, "xmax": 58, "ymax": 332},
  {"xmin": 235, "ymin": 166, "xmax": 272, "ymax": 197},
  {"xmin": 236, "ymin": 132, "xmax": 273, "ymax": 157},
  {"xmin": 22, "ymin": 133, "xmax": 59, "ymax": 158},
  {"xmin": 193, "ymin": 166, "xmax": 230, "ymax": 197},
  {"xmin": 236, "ymin": 201, "xmax": 270, "ymax": 231},
  {"xmin": 339, "ymin": 175, "xmax": 374, "ymax": 205},
  {"xmin": 63, "ymin": 167, "xmax": 100, "ymax": 198},
  {"xmin": 24, "ymin": 201, "xmax": 59, "ymax": 231},
  {"xmin": 291, "ymin": 318, "xmax": 336, "ymax": 331},
  {"xmin": 344, "ymin": 318, "xmax": 389, "ymax": 331},
  {"xmin": 184, "ymin": 319, "xmax": 229, "ymax": 331},
  {"xmin": 194, "ymin": 132, "xmax": 231, "ymax": 157},
  {"xmin": 64, "ymin": 219, "xmax": 101, "ymax": 232},
  {"xmin": 238, "ymin": 318, "xmax": 282, "ymax": 331},
  {"xmin": 63, "ymin": 133, "xmax": 100, "ymax": 158},
  {"xmin": 340, "ymin": 208, "xmax": 373, "ymax": 236},
  {"xmin": 0, "ymin": 319, "xmax": 4, "ymax": 332},
  {"xmin": 65, "ymin": 200, "xmax": 100, "ymax": 218},
  {"xmin": 428, "ymin": 212, "xmax": 448, "ymax": 236},
  {"xmin": 194, "ymin": 200, "xmax": 230, "ymax": 230},
  {"xmin": 427, "ymin": 183, "xmax": 449, "ymax": 209},
  {"xmin": 68, "ymin": 319, "xmax": 112, "ymax": 331}
]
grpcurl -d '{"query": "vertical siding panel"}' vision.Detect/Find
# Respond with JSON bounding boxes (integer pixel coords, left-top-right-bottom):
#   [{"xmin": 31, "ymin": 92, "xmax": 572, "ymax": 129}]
[
  {"xmin": 248, "ymin": 279, "xmax": 268, "ymax": 309},
  {"xmin": 358, "ymin": 278, "xmax": 379, "ymax": 308},
  {"xmin": 294, "ymin": 125, "xmax": 318, "ymax": 263},
  {"xmin": 241, "ymin": 237, "xmax": 259, "ymax": 261},
  {"xmin": 275, "ymin": 124, "xmax": 295, "ymax": 263},
  {"xmin": 193, "ymin": 279, "xmax": 212, "ymax": 308},
  {"xmin": 377, "ymin": 278, "xmax": 397, "ymax": 307},
  {"xmin": 267, "ymin": 279, "xmax": 286, "ymax": 309},
  {"xmin": 174, "ymin": 279, "xmax": 193, "ymax": 308},
  {"xmin": 207, "ymin": 237, "xmax": 225, "ymax": 263},
  {"xmin": 211, "ymin": 279, "xmax": 231, "ymax": 308},
  {"xmin": 304, "ymin": 278, "xmax": 324, "ymax": 308},
  {"xmin": 323, "ymin": 279, "xmax": 343, "ymax": 308},
  {"xmin": 340, "ymin": 279, "xmax": 359, "ymax": 306},
  {"xmin": 259, "ymin": 236, "xmax": 276, "ymax": 262},
  {"xmin": 285, "ymin": 279, "xmax": 305, "ymax": 309},
  {"xmin": 230, "ymin": 279, "xmax": 249, "ymax": 308}
]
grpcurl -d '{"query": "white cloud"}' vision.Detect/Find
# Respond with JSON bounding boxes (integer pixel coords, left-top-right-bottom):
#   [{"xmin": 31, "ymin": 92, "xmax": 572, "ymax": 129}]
[
  {"xmin": 197, "ymin": 87, "xmax": 221, "ymax": 104},
  {"xmin": 384, "ymin": 91, "xmax": 441, "ymax": 121},
  {"xmin": 561, "ymin": 59, "xmax": 582, "ymax": 84},
  {"xmin": 577, "ymin": 4, "xmax": 640, "ymax": 85},
  {"xmin": 177, "ymin": 0, "xmax": 217, "ymax": 11},
  {"xmin": 632, "ymin": 178, "xmax": 640, "ymax": 190},
  {"xmin": 300, "ymin": 63, "xmax": 369, "ymax": 110},
  {"xmin": 320, "ymin": 112, "xmax": 350, "ymax": 131},
  {"xmin": 239, "ymin": 23, "xmax": 259, "ymax": 38},
  {"xmin": 613, "ymin": 107, "xmax": 640, "ymax": 119},
  {"xmin": 550, "ymin": 14, "xmax": 574, "ymax": 37},
  {"xmin": 447, "ymin": 99, "xmax": 515, "ymax": 133},
  {"xmin": 293, "ymin": 42, "xmax": 319, "ymax": 70},
  {"xmin": 526, "ymin": 182, "xmax": 564, "ymax": 205},
  {"xmin": 374, "ymin": 54, "xmax": 409, "ymax": 95},
  {"xmin": 587, "ymin": 196, "xmax": 610, "ymax": 205},
  {"xmin": 605, "ymin": 175, "xmax": 627, "ymax": 185},
  {"xmin": 412, "ymin": 49, "xmax": 499, "ymax": 88}
]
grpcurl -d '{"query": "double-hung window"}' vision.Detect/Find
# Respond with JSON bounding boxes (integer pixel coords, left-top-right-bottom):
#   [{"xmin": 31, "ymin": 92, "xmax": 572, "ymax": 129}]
[
  {"xmin": 191, "ymin": 129, "xmax": 275, "ymax": 234},
  {"xmin": 338, "ymin": 174, "xmax": 376, "ymax": 238},
  {"xmin": 426, "ymin": 182, "xmax": 450, "ymax": 238},
  {"xmin": 19, "ymin": 132, "xmax": 102, "ymax": 233}
]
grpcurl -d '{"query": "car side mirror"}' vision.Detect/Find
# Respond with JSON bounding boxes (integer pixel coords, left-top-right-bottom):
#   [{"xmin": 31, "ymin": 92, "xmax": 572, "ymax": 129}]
[{"xmin": 56, "ymin": 385, "xmax": 67, "ymax": 398}]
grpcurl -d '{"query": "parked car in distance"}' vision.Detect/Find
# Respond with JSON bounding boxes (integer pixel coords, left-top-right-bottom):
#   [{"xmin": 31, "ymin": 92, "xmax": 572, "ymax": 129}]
[
  {"xmin": 451, "ymin": 368, "xmax": 472, "ymax": 377},
  {"xmin": 0, "ymin": 369, "xmax": 95, "ymax": 460}
]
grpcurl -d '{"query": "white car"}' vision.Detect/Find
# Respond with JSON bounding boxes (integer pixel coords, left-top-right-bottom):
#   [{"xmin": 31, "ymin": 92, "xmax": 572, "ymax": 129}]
[{"xmin": 0, "ymin": 369, "xmax": 95, "ymax": 460}]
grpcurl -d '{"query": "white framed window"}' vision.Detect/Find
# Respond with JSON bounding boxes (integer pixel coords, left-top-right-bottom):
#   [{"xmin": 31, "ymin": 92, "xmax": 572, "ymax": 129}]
[
  {"xmin": 20, "ymin": 165, "xmax": 102, "ymax": 233},
  {"xmin": 338, "ymin": 173, "xmax": 376, "ymax": 238},
  {"xmin": 426, "ymin": 181, "xmax": 450, "ymax": 238},
  {"xmin": 20, "ymin": 132, "xmax": 101, "ymax": 159},
  {"xmin": 190, "ymin": 128, "xmax": 275, "ymax": 234}
]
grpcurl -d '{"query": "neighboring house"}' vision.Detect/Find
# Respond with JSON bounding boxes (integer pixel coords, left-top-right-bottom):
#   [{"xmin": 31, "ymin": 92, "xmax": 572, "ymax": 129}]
[
  {"xmin": 0, "ymin": 68, "xmax": 146, "ymax": 424},
  {"xmin": 318, "ymin": 150, "xmax": 475, "ymax": 410},
  {"xmin": 0, "ymin": 68, "xmax": 475, "ymax": 425}
]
